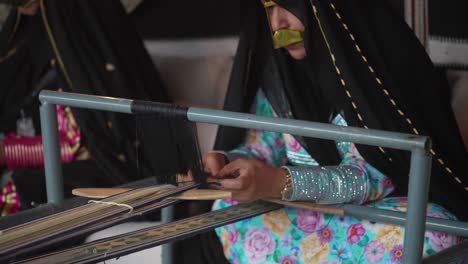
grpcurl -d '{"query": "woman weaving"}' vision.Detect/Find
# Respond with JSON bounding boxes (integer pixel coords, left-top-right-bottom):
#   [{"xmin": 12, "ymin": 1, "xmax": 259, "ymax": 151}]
[{"xmin": 200, "ymin": 0, "xmax": 467, "ymax": 263}]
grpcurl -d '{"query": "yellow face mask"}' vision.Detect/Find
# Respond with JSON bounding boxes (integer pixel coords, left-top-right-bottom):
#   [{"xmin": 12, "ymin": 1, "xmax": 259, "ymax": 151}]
[{"xmin": 261, "ymin": 0, "xmax": 304, "ymax": 49}]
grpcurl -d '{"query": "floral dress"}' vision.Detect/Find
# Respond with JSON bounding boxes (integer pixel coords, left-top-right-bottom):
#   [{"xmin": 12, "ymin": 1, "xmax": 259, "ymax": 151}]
[{"xmin": 212, "ymin": 90, "xmax": 464, "ymax": 264}]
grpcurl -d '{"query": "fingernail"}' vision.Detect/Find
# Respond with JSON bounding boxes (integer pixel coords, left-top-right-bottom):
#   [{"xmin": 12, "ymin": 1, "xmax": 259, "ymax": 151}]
[{"xmin": 206, "ymin": 179, "xmax": 222, "ymax": 186}]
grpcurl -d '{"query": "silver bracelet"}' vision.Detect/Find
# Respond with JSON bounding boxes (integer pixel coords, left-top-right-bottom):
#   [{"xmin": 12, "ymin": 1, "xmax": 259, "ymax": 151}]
[{"xmin": 283, "ymin": 165, "xmax": 368, "ymax": 204}]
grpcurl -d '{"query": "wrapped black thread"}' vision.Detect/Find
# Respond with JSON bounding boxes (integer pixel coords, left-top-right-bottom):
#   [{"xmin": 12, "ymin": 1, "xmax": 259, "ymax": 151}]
[{"xmin": 131, "ymin": 100, "xmax": 188, "ymax": 120}]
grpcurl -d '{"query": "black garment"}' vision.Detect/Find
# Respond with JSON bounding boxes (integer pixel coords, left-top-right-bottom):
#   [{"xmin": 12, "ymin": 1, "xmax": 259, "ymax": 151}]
[
  {"xmin": 429, "ymin": 0, "xmax": 468, "ymax": 40},
  {"xmin": 131, "ymin": 0, "xmax": 240, "ymax": 39},
  {"xmin": 215, "ymin": 0, "xmax": 468, "ymax": 221},
  {"xmin": 0, "ymin": 0, "xmax": 176, "ymax": 205},
  {"xmin": 0, "ymin": 0, "xmax": 30, "ymax": 7},
  {"xmin": 428, "ymin": 0, "xmax": 468, "ymax": 71},
  {"xmin": 13, "ymin": 160, "xmax": 108, "ymax": 209}
]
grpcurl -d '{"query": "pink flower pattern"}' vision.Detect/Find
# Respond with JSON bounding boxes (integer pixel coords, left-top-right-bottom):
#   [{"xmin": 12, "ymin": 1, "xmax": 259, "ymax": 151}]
[
  {"xmin": 296, "ymin": 209, "xmax": 323, "ymax": 233},
  {"xmin": 347, "ymin": 223, "xmax": 366, "ymax": 244},
  {"xmin": 242, "ymin": 228, "xmax": 276, "ymax": 263},
  {"xmin": 280, "ymin": 255, "xmax": 297, "ymax": 264},
  {"xmin": 250, "ymin": 143, "xmax": 273, "ymax": 163},
  {"xmin": 319, "ymin": 226, "xmax": 334, "ymax": 243},
  {"xmin": 365, "ymin": 241, "xmax": 385, "ymax": 262},
  {"xmin": 287, "ymin": 137, "xmax": 302, "ymax": 153},
  {"xmin": 390, "ymin": 244, "xmax": 404, "ymax": 263},
  {"xmin": 426, "ymin": 231, "xmax": 456, "ymax": 251},
  {"xmin": 229, "ymin": 229, "xmax": 240, "ymax": 245},
  {"xmin": 222, "ymin": 199, "xmax": 239, "ymax": 206}
]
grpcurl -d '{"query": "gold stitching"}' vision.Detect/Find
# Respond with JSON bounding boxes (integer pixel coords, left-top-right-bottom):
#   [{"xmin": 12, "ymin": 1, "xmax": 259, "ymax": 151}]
[
  {"xmin": 0, "ymin": 48, "xmax": 17, "ymax": 64},
  {"xmin": 310, "ymin": 0, "xmax": 392, "ymax": 161},
  {"xmin": 39, "ymin": 0, "xmax": 73, "ymax": 88},
  {"xmin": 329, "ymin": 1, "xmax": 466, "ymax": 191}
]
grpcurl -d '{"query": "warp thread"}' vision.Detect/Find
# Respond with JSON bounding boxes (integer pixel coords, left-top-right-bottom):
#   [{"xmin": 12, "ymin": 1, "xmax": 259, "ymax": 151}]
[{"xmin": 88, "ymin": 200, "xmax": 134, "ymax": 214}]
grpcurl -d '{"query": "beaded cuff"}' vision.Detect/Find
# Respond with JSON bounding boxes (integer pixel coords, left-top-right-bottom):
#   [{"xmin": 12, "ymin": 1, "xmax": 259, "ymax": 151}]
[
  {"xmin": 3, "ymin": 134, "xmax": 74, "ymax": 170},
  {"xmin": 283, "ymin": 165, "xmax": 368, "ymax": 204}
]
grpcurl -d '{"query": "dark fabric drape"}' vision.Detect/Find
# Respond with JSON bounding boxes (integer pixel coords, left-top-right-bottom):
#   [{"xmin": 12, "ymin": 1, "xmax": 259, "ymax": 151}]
[
  {"xmin": 0, "ymin": 0, "xmax": 177, "ymax": 198},
  {"xmin": 40, "ymin": 0, "xmax": 176, "ymax": 184},
  {"xmin": 429, "ymin": 0, "xmax": 468, "ymax": 39},
  {"xmin": 0, "ymin": 13, "xmax": 51, "ymax": 133},
  {"xmin": 130, "ymin": 0, "xmax": 240, "ymax": 39}
]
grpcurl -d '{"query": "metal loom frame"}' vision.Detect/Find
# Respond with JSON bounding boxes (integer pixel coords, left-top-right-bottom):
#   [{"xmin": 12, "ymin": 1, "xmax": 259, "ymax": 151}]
[{"xmin": 38, "ymin": 90, "xmax": 468, "ymax": 264}]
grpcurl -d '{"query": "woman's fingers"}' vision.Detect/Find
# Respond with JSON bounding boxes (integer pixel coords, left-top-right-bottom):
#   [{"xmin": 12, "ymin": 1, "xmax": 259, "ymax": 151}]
[
  {"xmin": 215, "ymin": 159, "xmax": 254, "ymax": 191},
  {"xmin": 218, "ymin": 175, "xmax": 249, "ymax": 191},
  {"xmin": 185, "ymin": 171, "xmax": 194, "ymax": 181},
  {"xmin": 231, "ymin": 191, "xmax": 256, "ymax": 203},
  {"xmin": 206, "ymin": 158, "xmax": 265, "ymax": 202},
  {"xmin": 203, "ymin": 152, "xmax": 227, "ymax": 176},
  {"xmin": 216, "ymin": 159, "xmax": 248, "ymax": 178}
]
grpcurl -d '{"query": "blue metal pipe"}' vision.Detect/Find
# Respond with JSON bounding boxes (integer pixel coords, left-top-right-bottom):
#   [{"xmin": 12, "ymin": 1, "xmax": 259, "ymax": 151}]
[
  {"xmin": 40, "ymin": 102, "xmax": 64, "ymax": 205},
  {"xmin": 187, "ymin": 107, "xmax": 429, "ymax": 152},
  {"xmin": 38, "ymin": 91, "xmax": 468, "ymax": 264},
  {"xmin": 39, "ymin": 90, "xmax": 133, "ymax": 114},
  {"xmin": 341, "ymin": 205, "xmax": 468, "ymax": 237}
]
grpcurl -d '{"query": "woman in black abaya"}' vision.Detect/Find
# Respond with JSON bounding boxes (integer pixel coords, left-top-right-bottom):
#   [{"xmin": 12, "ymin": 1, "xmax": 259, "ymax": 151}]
[
  {"xmin": 179, "ymin": 0, "xmax": 467, "ymax": 263},
  {"xmin": 0, "ymin": 0, "xmax": 175, "ymax": 214}
]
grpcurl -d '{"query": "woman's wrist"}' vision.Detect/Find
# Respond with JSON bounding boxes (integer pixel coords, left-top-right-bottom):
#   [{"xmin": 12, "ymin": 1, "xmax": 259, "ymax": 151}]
[
  {"xmin": 270, "ymin": 166, "xmax": 288, "ymax": 198},
  {"xmin": 280, "ymin": 167, "xmax": 293, "ymax": 200}
]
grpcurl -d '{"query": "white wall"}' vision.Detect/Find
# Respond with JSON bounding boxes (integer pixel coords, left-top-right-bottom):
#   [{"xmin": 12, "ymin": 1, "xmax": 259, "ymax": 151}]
[{"xmin": 146, "ymin": 37, "xmax": 239, "ymax": 154}]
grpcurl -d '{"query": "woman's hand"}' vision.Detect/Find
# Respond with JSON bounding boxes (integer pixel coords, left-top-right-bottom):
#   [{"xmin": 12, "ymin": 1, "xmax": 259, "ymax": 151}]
[
  {"xmin": 203, "ymin": 152, "xmax": 228, "ymax": 178},
  {"xmin": 214, "ymin": 158, "xmax": 286, "ymax": 202}
]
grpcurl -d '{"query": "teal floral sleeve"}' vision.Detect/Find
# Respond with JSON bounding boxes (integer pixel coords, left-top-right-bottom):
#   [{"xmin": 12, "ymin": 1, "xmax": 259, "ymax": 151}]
[
  {"xmin": 229, "ymin": 89, "xmax": 395, "ymax": 202},
  {"xmin": 228, "ymin": 90, "xmax": 288, "ymax": 167},
  {"xmin": 333, "ymin": 115, "xmax": 395, "ymax": 201}
]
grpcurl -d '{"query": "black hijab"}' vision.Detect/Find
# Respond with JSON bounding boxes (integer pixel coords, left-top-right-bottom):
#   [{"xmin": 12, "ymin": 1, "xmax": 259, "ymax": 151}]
[
  {"xmin": 216, "ymin": 0, "xmax": 468, "ymax": 220},
  {"xmin": 0, "ymin": 0, "xmax": 178, "ymax": 185}
]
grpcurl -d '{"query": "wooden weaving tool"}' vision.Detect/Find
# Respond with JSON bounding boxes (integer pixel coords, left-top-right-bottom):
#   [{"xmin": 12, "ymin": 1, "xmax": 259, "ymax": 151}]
[{"xmin": 72, "ymin": 187, "xmax": 345, "ymax": 215}]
